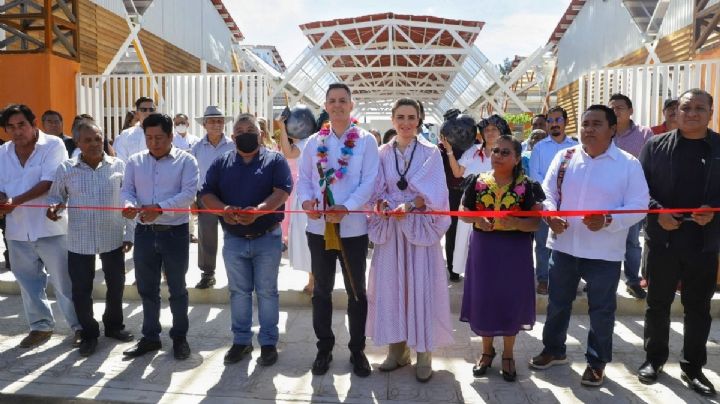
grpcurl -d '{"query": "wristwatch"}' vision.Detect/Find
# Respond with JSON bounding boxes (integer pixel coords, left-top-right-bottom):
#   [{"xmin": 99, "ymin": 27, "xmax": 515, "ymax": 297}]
[{"xmin": 603, "ymin": 214, "xmax": 613, "ymax": 227}]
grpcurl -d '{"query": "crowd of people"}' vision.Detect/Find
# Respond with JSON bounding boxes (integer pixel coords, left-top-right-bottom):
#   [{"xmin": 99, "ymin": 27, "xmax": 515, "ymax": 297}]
[{"xmin": 0, "ymin": 83, "xmax": 717, "ymax": 396}]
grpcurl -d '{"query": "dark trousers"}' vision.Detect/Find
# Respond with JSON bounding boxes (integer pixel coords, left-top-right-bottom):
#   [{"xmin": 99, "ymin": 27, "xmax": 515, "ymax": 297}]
[
  {"xmin": 197, "ymin": 212, "xmax": 219, "ymax": 277},
  {"xmin": 445, "ymin": 188, "xmax": 463, "ymax": 274},
  {"xmin": 134, "ymin": 224, "xmax": 189, "ymax": 341},
  {"xmin": 307, "ymin": 232, "xmax": 368, "ymax": 354},
  {"xmin": 643, "ymin": 243, "xmax": 718, "ymax": 374},
  {"xmin": 68, "ymin": 247, "xmax": 126, "ymax": 340},
  {"xmin": 542, "ymin": 251, "xmax": 621, "ymax": 369}
]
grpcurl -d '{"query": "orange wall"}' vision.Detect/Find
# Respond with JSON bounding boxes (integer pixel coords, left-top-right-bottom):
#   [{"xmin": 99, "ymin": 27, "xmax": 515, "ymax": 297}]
[{"xmin": 0, "ymin": 53, "xmax": 79, "ymax": 141}]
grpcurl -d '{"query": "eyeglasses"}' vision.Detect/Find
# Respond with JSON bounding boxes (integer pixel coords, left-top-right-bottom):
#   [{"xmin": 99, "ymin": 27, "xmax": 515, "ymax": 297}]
[
  {"xmin": 546, "ymin": 117, "xmax": 565, "ymax": 124},
  {"xmin": 138, "ymin": 107, "xmax": 156, "ymax": 112},
  {"xmin": 491, "ymin": 147, "xmax": 513, "ymax": 157}
]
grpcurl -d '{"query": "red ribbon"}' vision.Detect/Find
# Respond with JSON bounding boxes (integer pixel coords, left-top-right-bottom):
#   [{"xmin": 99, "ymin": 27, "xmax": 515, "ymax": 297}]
[{"xmin": 3, "ymin": 204, "xmax": 718, "ymax": 218}]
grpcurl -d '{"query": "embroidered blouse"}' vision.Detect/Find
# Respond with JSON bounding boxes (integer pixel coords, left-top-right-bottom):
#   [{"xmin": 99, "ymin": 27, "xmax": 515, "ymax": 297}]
[{"xmin": 462, "ymin": 172, "xmax": 545, "ymax": 232}]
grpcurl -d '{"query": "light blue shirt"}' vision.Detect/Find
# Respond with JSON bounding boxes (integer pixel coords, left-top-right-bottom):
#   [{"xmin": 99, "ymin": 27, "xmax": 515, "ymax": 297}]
[
  {"xmin": 190, "ymin": 134, "xmax": 235, "ymax": 191},
  {"xmin": 121, "ymin": 147, "xmax": 199, "ymax": 225},
  {"xmin": 528, "ymin": 135, "xmax": 578, "ymax": 183}
]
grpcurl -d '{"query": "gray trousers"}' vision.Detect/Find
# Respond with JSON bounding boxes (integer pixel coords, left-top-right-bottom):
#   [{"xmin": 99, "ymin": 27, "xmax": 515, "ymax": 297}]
[{"xmin": 197, "ymin": 212, "xmax": 220, "ymax": 276}]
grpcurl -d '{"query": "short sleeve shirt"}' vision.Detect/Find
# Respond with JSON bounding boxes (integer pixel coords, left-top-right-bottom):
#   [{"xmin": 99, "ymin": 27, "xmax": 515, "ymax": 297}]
[{"xmin": 200, "ymin": 148, "xmax": 292, "ymax": 236}]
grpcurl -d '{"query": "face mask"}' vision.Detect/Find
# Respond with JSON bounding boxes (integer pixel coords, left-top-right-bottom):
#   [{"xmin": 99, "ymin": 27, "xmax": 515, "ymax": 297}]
[
  {"xmin": 175, "ymin": 124, "xmax": 188, "ymax": 134},
  {"xmin": 235, "ymin": 132, "xmax": 259, "ymax": 153}
]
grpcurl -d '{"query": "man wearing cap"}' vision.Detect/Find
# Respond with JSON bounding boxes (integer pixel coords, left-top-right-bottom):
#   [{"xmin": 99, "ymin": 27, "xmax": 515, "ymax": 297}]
[
  {"xmin": 651, "ymin": 99, "xmax": 679, "ymax": 135},
  {"xmin": 114, "ymin": 97, "xmax": 157, "ymax": 162},
  {"xmin": 190, "ymin": 106, "xmax": 235, "ymax": 289}
]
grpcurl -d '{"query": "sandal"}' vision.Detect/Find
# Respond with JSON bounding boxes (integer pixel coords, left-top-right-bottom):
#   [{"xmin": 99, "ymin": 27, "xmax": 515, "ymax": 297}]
[
  {"xmin": 501, "ymin": 357, "xmax": 517, "ymax": 382},
  {"xmin": 472, "ymin": 347, "xmax": 496, "ymax": 377}
]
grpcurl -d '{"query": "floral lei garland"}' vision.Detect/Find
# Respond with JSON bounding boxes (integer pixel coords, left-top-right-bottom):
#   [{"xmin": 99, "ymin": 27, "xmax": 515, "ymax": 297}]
[{"xmin": 316, "ymin": 118, "xmax": 360, "ymax": 185}]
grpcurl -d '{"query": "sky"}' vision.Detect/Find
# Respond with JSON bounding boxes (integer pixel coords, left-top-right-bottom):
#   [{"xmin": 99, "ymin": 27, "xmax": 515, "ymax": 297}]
[{"xmin": 226, "ymin": 0, "xmax": 572, "ymax": 67}]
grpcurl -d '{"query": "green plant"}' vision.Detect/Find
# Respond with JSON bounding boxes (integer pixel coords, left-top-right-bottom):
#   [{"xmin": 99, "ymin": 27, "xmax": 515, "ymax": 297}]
[{"xmin": 503, "ymin": 113, "xmax": 532, "ymax": 125}]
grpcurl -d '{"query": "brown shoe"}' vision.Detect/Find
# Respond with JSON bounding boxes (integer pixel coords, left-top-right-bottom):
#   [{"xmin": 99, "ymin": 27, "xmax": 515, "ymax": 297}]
[
  {"xmin": 72, "ymin": 330, "xmax": 82, "ymax": 347},
  {"xmin": 529, "ymin": 352, "xmax": 567, "ymax": 370},
  {"xmin": 581, "ymin": 366, "xmax": 604, "ymax": 387},
  {"xmin": 536, "ymin": 281, "xmax": 548, "ymax": 295},
  {"xmin": 19, "ymin": 330, "xmax": 53, "ymax": 348}
]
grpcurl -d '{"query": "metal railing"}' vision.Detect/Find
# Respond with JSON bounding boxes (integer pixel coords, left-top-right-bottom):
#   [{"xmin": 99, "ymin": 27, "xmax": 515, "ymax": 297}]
[
  {"xmin": 77, "ymin": 72, "xmax": 272, "ymax": 139},
  {"xmin": 579, "ymin": 59, "xmax": 720, "ymax": 131}
]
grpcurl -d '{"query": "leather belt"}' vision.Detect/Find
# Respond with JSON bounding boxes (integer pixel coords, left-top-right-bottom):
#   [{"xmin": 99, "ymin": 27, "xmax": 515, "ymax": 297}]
[
  {"xmin": 138, "ymin": 224, "xmax": 181, "ymax": 232},
  {"xmin": 239, "ymin": 223, "xmax": 279, "ymax": 240}
]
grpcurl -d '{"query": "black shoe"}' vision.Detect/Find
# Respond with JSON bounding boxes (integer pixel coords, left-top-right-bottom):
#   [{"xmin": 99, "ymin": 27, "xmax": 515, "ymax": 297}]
[
  {"xmin": 78, "ymin": 338, "xmax": 98, "ymax": 357},
  {"xmin": 349, "ymin": 351, "xmax": 371, "ymax": 377},
  {"xmin": 311, "ymin": 351, "xmax": 333, "ymax": 375},
  {"xmin": 105, "ymin": 329, "xmax": 134, "ymax": 342},
  {"xmin": 257, "ymin": 345, "xmax": 278, "ymax": 366},
  {"xmin": 681, "ymin": 371, "xmax": 716, "ymax": 397},
  {"xmin": 449, "ymin": 272, "xmax": 461, "ymax": 283},
  {"xmin": 627, "ymin": 283, "xmax": 647, "ymax": 299},
  {"xmin": 472, "ymin": 348, "xmax": 496, "ymax": 377},
  {"xmin": 501, "ymin": 357, "xmax": 517, "ymax": 382},
  {"xmin": 173, "ymin": 337, "xmax": 191, "ymax": 360},
  {"xmin": 122, "ymin": 338, "xmax": 161, "ymax": 358},
  {"xmin": 637, "ymin": 361, "xmax": 662, "ymax": 384},
  {"xmin": 224, "ymin": 344, "xmax": 253, "ymax": 364},
  {"xmin": 195, "ymin": 276, "xmax": 216, "ymax": 289}
]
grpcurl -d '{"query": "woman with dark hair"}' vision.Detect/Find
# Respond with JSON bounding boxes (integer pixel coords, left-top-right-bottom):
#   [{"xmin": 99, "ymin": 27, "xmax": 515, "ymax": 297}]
[
  {"xmin": 366, "ymin": 98, "xmax": 453, "ymax": 382},
  {"xmin": 121, "ymin": 110, "xmax": 137, "ymax": 132},
  {"xmin": 460, "ymin": 134, "xmax": 545, "ymax": 382},
  {"xmin": 441, "ymin": 114, "xmax": 510, "ymax": 277}
]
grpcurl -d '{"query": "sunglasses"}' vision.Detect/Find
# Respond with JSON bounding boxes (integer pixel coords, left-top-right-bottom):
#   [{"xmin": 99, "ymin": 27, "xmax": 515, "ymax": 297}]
[
  {"xmin": 491, "ymin": 147, "xmax": 513, "ymax": 157},
  {"xmin": 546, "ymin": 117, "xmax": 565, "ymax": 124},
  {"xmin": 138, "ymin": 107, "xmax": 156, "ymax": 112}
]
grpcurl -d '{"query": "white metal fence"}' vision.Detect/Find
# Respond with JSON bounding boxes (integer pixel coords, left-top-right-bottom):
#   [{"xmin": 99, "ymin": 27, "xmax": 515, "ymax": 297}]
[
  {"xmin": 76, "ymin": 73, "xmax": 272, "ymax": 139},
  {"xmin": 579, "ymin": 59, "xmax": 720, "ymax": 131}
]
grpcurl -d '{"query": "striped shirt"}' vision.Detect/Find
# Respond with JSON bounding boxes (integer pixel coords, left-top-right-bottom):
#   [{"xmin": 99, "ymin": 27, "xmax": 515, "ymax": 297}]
[{"xmin": 48, "ymin": 154, "xmax": 134, "ymax": 254}]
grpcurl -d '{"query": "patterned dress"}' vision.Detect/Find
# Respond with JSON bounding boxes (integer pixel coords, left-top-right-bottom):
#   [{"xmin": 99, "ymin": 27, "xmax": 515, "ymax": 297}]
[
  {"xmin": 366, "ymin": 136, "xmax": 454, "ymax": 352},
  {"xmin": 460, "ymin": 172, "xmax": 545, "ymax": 336}
]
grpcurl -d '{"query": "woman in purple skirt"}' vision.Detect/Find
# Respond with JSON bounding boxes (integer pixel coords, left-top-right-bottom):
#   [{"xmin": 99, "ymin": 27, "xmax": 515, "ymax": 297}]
[{"xmin": 459, "ymin": 135, "xmax": 545, "ymax": 382}]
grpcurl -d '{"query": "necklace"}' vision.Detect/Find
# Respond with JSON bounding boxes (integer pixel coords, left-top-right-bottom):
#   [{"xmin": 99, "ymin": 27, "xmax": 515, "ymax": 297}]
[
  {"xmin": 393, "ymin": 138, "xmax": 418, "ymax": 190},
  {"xmin": 316, "ymin": 120, "xmax": 360, "ymax": 186}
]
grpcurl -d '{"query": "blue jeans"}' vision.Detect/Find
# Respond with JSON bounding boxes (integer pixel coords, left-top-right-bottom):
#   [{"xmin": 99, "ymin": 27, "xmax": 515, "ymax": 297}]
[
  {"xmin": 133, "ymin": 224, "xmax": 189, "ymax": 341},
  {"xmin": 9, "ymin": 235, "xmax": 80, "ymax": 331},
  {"xmin": 542, "ymin": 250, "xmax": 621, "ymax": 369},
  {"xmin": 222, "ymin": 226, "xmax": 282, "ymax": 346},
  {"xmin": 624, "ymin": 221, "xmax": 642, "ymax": 286},
  {"xmin": 534, "ymin": 221, "xmax": 551, "ymax": 282}
]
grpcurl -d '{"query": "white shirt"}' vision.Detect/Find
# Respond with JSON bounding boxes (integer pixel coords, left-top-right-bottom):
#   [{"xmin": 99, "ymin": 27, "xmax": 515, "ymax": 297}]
[
  {"xmin": 458, "ymin": 144, "xmax": 492, "ymax": 177},
  {"xmin": 114, "ymin": 124, "xmax": 146, "ymax": 162},
  {"xmin": 529, "ymin": 135, "xmax": 578, "ymax": 183},
  {"xmin": 297, "ymin": 126, "xmax": 380, "ymax": 237},
  {"xmin": 0, "ymin": 131, "xmax": 68, "ymax": 241},
  {"xmin": 173, "ymin": 132, "xmax": 200, "ymax": 151},
  {"xmin": 542, "ymin": 143, "xmax": 649, "ymax": 261}
]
